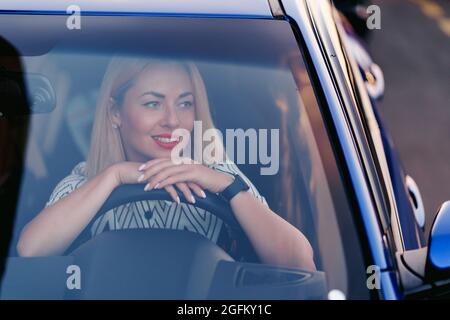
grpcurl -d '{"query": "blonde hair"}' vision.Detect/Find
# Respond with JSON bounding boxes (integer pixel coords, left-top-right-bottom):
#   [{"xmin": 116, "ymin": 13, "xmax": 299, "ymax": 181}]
[{"xmin": 86, "ymin": 56, "xmax": 222, "ymax": 178}]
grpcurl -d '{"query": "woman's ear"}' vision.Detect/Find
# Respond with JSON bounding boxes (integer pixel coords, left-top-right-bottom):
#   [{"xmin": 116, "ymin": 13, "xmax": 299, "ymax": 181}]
[{"xmin": 108, "ymin": 97, "xmax": 121, "ymax": 129}]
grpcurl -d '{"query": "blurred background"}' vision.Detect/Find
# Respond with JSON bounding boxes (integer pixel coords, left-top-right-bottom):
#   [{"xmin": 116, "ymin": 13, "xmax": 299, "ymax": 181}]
[{"xmin": 365, "ymin": 0, "xmax": 450, "ymax": 236}]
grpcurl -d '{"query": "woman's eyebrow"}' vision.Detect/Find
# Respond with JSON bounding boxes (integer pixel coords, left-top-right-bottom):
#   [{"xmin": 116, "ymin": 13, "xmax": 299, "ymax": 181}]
[
  {"xmin": 139, "ymin": 91, "xmax": 193, "ymax": 99},
  {"xmin": 140, "ymin": 91, "xmax": 165, "ymax": 98},
  {"xmin": 178, "ymin": 92, "xmax": 193, "ymax": 99}
]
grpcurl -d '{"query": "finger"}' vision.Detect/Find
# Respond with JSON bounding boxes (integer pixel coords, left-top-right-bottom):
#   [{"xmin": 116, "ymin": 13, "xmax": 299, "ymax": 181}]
[
  {"xmin": 178, "ymin": 157, "xmax": 198, "ymax": 165},
  {"xmin": 157, "ymin": 172, "xmax": 196, "ymax": 189},
  {"xmin": 164, "ymin": 185, "xmax": 180, "ymax": 204},
  {"xmin": 176, "ymin": 183, "xmax": 196, "ymax": 204},
  {"xmin": 138, "ymin": 159, "xmax": 178, "ymax": 183},
  {"xmin": 187, "ymin": 182, "xmax": 206, "ymax": 199},
  {"xmin": 146, "ymin": 165, "xmax": 195, "ymax": 190}
]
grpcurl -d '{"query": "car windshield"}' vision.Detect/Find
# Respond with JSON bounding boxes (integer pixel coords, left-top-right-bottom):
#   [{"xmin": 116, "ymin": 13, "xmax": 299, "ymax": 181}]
[{"xmin": 0, "ymin": 15, "xmax": 369, "ymax": 299}]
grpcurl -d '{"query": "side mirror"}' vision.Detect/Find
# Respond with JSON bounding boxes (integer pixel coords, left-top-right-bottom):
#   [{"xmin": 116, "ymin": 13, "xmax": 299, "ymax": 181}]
[
  {"xmin": 426, "ymin": 201, "xmax": 450, "ymax": 280},
  {"xmin": 396, "ymin": 202, "xmax": 450, "ymax": 294}
]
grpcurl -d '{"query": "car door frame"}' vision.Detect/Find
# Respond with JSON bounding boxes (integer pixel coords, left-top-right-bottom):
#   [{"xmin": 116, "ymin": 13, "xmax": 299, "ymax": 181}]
[{"xmin": 280, "ymin": 0, "xmax": 409, "ymax": 299}]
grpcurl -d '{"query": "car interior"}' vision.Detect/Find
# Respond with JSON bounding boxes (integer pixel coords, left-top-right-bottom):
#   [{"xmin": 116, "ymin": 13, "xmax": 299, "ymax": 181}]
[{"xmin": 0, "ymin": 15, "xmax": 351, "ymax": 299}]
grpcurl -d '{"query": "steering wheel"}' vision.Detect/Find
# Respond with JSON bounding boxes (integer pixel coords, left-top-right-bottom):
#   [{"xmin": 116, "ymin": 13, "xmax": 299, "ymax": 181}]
[
  {"xmin": 95, "ymin": 183, "xmax": 251, "ymax": 249},
  {"xmin": 62, "ymin": 184, "xmax": 260, "ymax": 299}
]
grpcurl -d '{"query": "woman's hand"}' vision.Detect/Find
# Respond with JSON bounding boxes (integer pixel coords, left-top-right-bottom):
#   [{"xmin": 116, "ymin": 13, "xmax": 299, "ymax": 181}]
[
  {"xmin": 137, "ymin": 158, "xmax": 234, "ymax": 201},
  {"xmin": 110, "ymin": 161, "xmax": 144, "ymax": 186},
  {"xmin": 110, "ymin": 160, "xmax": 214, "ymax": 205}
]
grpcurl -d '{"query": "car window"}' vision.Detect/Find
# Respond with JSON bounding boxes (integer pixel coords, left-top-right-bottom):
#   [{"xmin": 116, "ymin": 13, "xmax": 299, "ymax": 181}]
[{"xmin": 0, "ymin": 15, "xmax": 369, "ymax": 299}]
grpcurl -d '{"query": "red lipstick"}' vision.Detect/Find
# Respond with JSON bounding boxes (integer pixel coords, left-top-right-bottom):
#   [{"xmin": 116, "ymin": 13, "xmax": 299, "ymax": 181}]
[{"xmin": 152, "ymin": 133, "xmax": 181, "ymax": 149}]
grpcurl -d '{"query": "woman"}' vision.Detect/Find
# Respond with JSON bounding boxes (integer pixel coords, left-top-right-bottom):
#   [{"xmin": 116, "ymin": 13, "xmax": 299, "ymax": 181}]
[{"xmin": 17, "ymin": 57, "xmax": 315, "ymax": 271}]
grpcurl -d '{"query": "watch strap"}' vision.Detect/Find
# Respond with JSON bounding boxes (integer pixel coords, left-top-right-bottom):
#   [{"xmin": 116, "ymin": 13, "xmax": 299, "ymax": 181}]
[{"xmin": 219, "ymin": 174, "xmax": 250, "ymax": 202}]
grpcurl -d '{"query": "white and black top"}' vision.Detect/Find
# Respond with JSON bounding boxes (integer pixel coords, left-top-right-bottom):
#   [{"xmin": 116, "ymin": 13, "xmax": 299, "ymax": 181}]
[{"xmin": 46, "ymin": 161, "xmax": 267, "ymax": 256}]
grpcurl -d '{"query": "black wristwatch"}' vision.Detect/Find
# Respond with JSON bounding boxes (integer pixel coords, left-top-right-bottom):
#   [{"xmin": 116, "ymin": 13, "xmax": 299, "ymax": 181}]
[{"xmin": 219, "ymin": 174, "xmax": 250, "ymax": 202}]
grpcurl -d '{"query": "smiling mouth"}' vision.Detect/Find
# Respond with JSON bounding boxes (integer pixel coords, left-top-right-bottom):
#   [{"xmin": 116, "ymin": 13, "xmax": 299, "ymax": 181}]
[{"xmin": 152, "ymin": 134, "xmax": 182, "ymax": 149}]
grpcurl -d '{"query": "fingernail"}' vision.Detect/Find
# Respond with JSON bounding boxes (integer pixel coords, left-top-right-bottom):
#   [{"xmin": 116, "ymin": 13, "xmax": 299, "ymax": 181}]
[
  {"xmin": 144, "ymin": 183, "xmax": 151, "ymax": 191},
  {"xmin": 138, "ymin": 164, "xmax": 146, "ymax": 171},
  {"xmin": 190, "ymin": 196, "xmax": 196, "ymax": 204},
  {"xmin": 176, "ymin": 196, "xmax": 181, "ymax": 204},
  {"xmin": 154, "ymin": 183, "xmax": 160, "ymax": 189},
  {"xmin": 137, "ymin": 174, "xmax": 145, "ymax": 182},
  {"xmin": 200, "ymin": 190, "xmax": 206, "ymax": 198}
]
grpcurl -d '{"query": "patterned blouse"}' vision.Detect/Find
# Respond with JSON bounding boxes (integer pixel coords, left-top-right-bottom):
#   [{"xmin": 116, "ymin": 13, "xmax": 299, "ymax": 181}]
[{"xmin": 45, "ymin": 161, "xmax": 267, "ymax": 257}]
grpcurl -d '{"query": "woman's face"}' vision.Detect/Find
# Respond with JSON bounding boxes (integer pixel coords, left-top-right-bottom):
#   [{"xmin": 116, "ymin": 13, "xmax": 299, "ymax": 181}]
[{"xmin": 112, "ymin": 63, "xmax": 195, "ymax": 162}]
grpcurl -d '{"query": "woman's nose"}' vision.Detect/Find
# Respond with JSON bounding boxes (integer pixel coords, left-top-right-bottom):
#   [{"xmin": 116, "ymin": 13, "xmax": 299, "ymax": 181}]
[{"xmin": 161, "ymin": 105, "xmax": 180, "ymax": 128}]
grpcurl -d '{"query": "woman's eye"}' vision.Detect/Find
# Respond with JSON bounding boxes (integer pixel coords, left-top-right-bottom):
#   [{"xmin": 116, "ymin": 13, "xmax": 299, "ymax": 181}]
[
  {"xmin": 179, "ymin": 101, "xmax": 193, "ymax": 108},
  {"xmin": 143, "ymin": 101, "xmax": 161, "ymax": 108}
]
